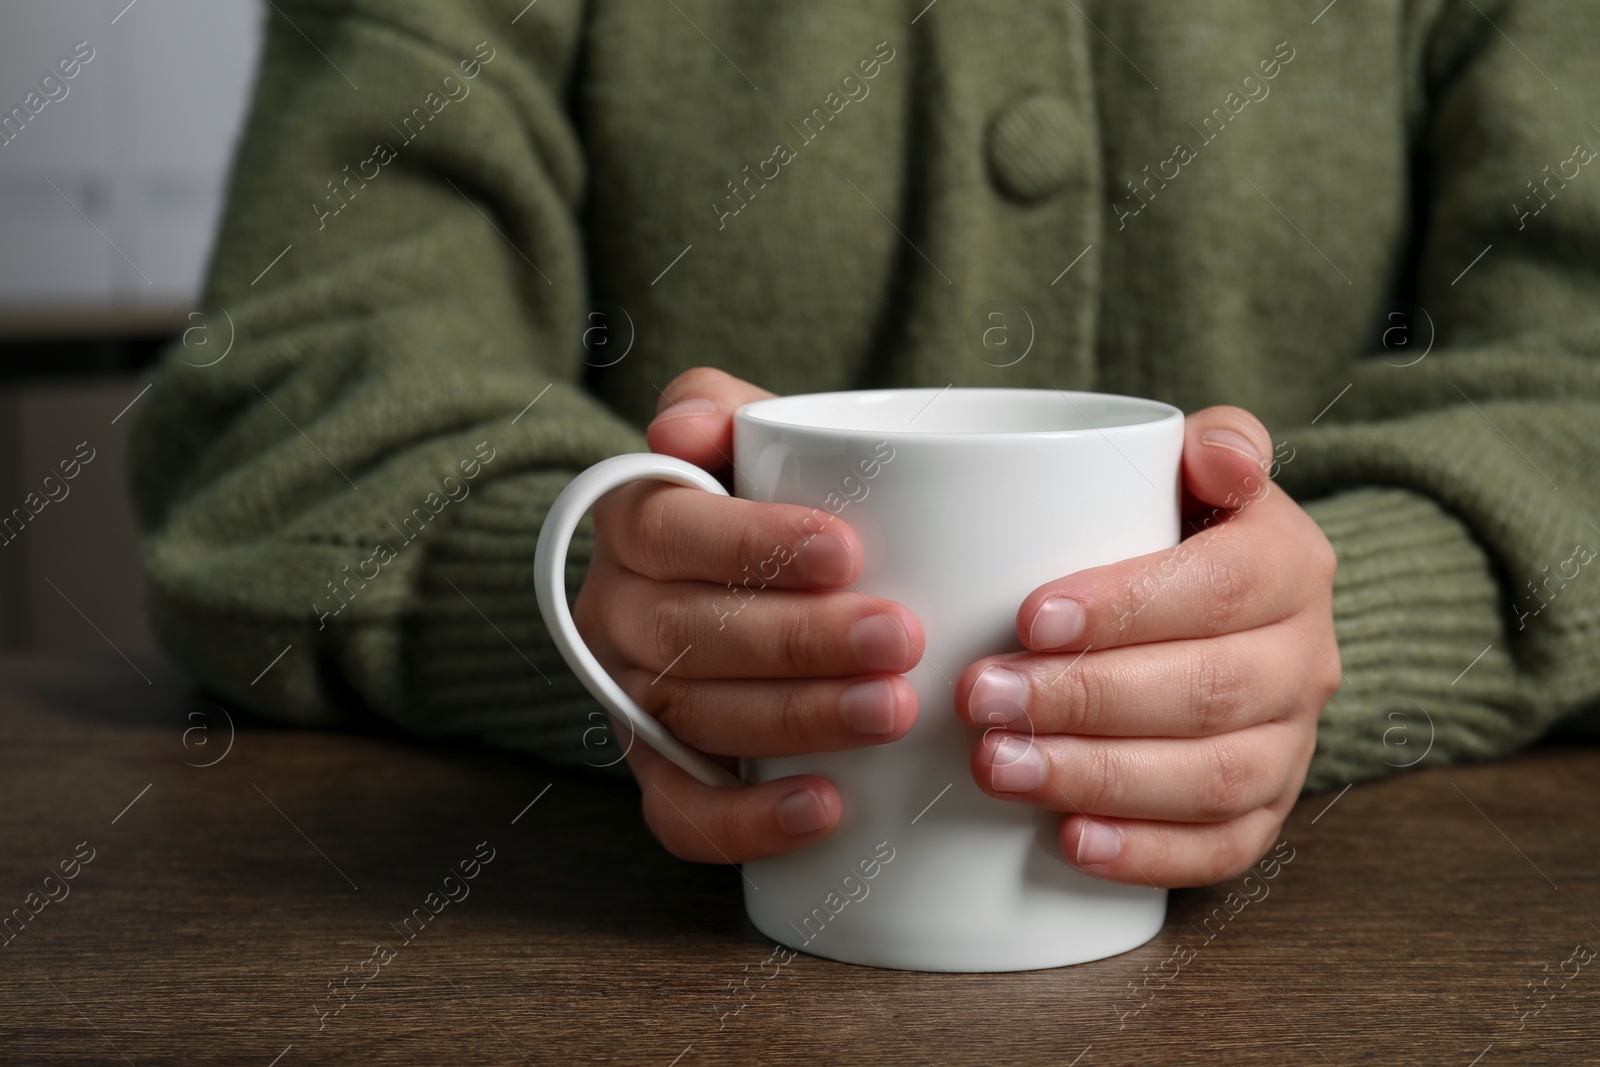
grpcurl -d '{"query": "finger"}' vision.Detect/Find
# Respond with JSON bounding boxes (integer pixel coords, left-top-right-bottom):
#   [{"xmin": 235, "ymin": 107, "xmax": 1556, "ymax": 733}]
[
  {"xmin": 1180, "ymin": 404, "xmax": 1274, "ymax": 516},
  {"xmin": 956, "ymin": 628, "xmax": 1303, "ymax": 737},
  {"xmin": 970, "ymin": 722, "xmax": 1299, "ymax": 822},
  {"xmin": 1015, "ymin": 491, "xmax": 1334, "ymax": 651},
  {"xmin": 594, "ymin": 480, "xmax": 861, "ymax": 589},
  {"xmin": 629, "ymin": 739, "xmax": 840, "ymax": 864},
  {"xmin": 645, "ymin": 367, "xmax": 775, "ymax": 473},
  {"xmin": 622, "ymin": 671, "xmax": 919, "ymax": 757},
  {"xmin": 603, "ymin": 570, "xmax": 924, "ymax": 679},
  {"xmin": 1058, "ymin": 809, "xmax": 1294, "ymax": 888}
]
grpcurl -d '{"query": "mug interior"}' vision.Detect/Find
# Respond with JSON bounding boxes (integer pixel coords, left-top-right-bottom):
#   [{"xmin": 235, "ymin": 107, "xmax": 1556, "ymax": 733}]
[{"xmin": 737, "ymin": 387, "xmax": 1179, "ymax": 436}]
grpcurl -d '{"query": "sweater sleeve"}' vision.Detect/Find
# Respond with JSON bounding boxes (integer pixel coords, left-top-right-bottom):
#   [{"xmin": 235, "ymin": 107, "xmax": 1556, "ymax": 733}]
[
  {"xmin": 128, "ymin": 0, "xmax": 638, "ymax": 767},
  {"xmin": 1281, "ymin": 0, "xmax": 1600, "ymax": 790}
]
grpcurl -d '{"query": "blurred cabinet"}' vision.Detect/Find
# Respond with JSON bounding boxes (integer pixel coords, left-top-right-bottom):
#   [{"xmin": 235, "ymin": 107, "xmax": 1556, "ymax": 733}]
[
  {"xmin": 0, "ymin": 0, "xmax": 263, "ymax": 311},
  {"xmin": 0, "ymin": 377, "xmax": 153, "ymax": 656},
  {"xmin": 0, "ymin": 1, "xmax": 264, "ymax": 656}
]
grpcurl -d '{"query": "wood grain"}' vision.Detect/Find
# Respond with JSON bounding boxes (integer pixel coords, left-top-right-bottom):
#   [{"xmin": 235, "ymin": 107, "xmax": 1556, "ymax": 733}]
[{"xmin": 0, "ymin": 653, "xmax": 1595, "ymax": 1066}]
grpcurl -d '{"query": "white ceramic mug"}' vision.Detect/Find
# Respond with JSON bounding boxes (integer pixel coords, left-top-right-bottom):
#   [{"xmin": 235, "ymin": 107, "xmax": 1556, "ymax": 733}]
[{"xmin": 535, "ymin": 387, "xmax": 1185, "ymax": 971}]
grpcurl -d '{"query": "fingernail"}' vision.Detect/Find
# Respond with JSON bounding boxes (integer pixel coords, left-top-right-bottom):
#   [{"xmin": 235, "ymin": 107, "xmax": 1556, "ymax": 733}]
[
  {"xmin": 969, "ymin": 665, "xmax": 1027, "ymax": 725},
  {"xmin": 989, "ymin": 735, "xmax": 1046, "ymax": 792},
  {"xmin": 1202, "ymin": 429, "xmax": 1264, "ymax": 466},
  {"xmin": 850, "ymin": 615, "xmax": 911, "ymax": 672},
  {"xmin": 1074, "ymin": 820, "xmax": 1122, "ymax": 865},
  {"xmin": 793, "ymin": 532, "xmax": 854, "ymax": 586},
  {"xmin": 776, "ymin": 788, "xmax": 829, "ymax": 835},
  {"xmin": 1029, "ymin": 598, "xmax": 1084, "ymax": 649},
  {"xmin": 651, "ymin": 397, "xmax": 719, "ymax": 423},
  {"xmin": 839, "ymin": 678, "xmax": 897, "ymax": 736}
]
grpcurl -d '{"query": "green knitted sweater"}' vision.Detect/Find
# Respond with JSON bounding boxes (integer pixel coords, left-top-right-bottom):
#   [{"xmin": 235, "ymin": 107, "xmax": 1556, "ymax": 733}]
[{"xmin": 129, "ymin": 0, "xmax": 1600, "ymax": 791}]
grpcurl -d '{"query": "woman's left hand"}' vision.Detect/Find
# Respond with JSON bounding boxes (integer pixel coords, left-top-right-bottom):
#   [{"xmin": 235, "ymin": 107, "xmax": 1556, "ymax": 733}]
[{"xmin": 955, "ymin": 406, "xmax": 1341, "ymax": 888}]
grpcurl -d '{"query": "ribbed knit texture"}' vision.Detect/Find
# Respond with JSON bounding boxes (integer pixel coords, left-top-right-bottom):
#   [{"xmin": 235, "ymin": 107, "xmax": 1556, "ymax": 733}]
[
  {"xmin": 1301, "ymin": 490, "xmax": 1517, "ymax": 789},
  {"xmin": 129, "ymin": 0, "xmax": 1600, "ymax": 792}
]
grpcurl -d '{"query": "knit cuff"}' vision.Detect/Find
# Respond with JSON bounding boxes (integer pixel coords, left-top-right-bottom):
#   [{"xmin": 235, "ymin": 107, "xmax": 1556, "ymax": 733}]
[
  {"xmin": 399, "ymin": 469, "xmax": 629, "ymax": 774},
  {"xmin": 1300, "ymin": 487, "xmax": 1523, "ymax": 791}
]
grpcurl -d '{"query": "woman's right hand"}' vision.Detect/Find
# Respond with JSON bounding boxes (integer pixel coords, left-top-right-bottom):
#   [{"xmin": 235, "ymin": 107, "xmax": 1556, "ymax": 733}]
[{"xmin": 573, "ymin": 368, "xmax": 925, "ymax": 864}]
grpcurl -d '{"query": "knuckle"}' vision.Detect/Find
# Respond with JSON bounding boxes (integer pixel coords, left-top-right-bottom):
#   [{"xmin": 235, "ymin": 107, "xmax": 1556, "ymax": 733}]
[
  {"xmin": 774, "ymin": 682, "xmax": 813, "ymax": 748},
  {"xmin": 736, "ymin": 514, "xmax": 779, "ymax": 583},
  {"xmin": 1261, "ymin": 745, "xmax": 1295, "ymax": 808},
  {"xmin": 649, "ymin": 593, "xmax": 703, "ymax": 672},
  {"xmin": 663, "ymin": 500, "xmax": 714, "ymax": 582},
  {"xmin": 715, "ymin": 801, "xmax": 765, "ymax": 858},
  {"xmin": 1109, "ymin": 571, "xmax": 1147, "ymax": 636},
  {"xmin": 1306, "ymin": 626, "xmax": 1342, "ymax": 708},
  {"xmin": 1194, "ymin": 553, "xmax": 1251, "ymax": 634},
  {"xmin": 574, "ymin": 563, "xmax": 625, "ymax": 656},
  {"xmin": 771, "ymin": 601, "xmax": 820, "ymax": 675},
  {"xmin": 1197, "ymin": 838, "xmax": 1244, "ymax": 885},
  {"xmin": 1190, "ymin": 648, "xmax": 1242, "ymax": 734},
  {"xmin": 1198, "ymin": 735, "xmax": 1253, "ymax": 819},
  {"xmin": 640, "ymin": 785, "xmax": 751, "ymax": 865},
  {"xmin": 1056, "ymin": 660, "xmax": 1098, "ymax": 732},
  {"xmin": 590, "ymin": 488, "xmax": 618, "ymax": 538},
  {"xmin": 1315, "ymin": 656, "xmax": 1342, "ymax": 704},
  {"xmin": 572, "ymin": 575, "xmax": 602, "ymax": 640},
  {"xmin": 1210, "ymin": 820, "xmax": 1275, "ymax": 884},
  {"xmin": 594, "ymin": 482, "xmax": 643, "ymax": 546},
  {"xmin": 1310, "ymin": 530, "xmax": 1338, "ymax": 584},
  {"xmin": 1078, "ymin": 743, "xmax": 1124, "ymax": 814},
  {"xmin": 646, "ymin": 676, "xmax": 697, "ymax": 738}
]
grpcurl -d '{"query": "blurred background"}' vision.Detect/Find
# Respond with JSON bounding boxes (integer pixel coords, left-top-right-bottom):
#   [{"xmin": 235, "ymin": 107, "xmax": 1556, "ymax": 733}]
[{"xmin": 0, "ymin": 0, "xmax": 262, "ymax": 659}]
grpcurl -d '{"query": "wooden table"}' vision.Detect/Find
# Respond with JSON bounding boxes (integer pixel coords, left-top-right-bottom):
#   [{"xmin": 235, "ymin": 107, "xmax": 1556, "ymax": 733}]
[{"xmin": 1, "ymin": 653, "xmax": 1595, "ymax": 1066}]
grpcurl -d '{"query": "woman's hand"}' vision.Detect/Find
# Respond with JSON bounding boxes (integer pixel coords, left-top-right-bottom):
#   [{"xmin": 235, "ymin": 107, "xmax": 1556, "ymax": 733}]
[
  {"xmin": 575, "ymin": 368, "xmax": 925, "ymax": 864},
  {"xmin": 956, "ymin": 406, "xmax": 1340, "ymax": 888}
]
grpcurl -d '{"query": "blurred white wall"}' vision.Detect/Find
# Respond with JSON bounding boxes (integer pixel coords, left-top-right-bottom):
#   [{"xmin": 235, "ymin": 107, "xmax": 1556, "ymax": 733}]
[{"xmin": 0, "ymin": 0, "xmax": 264, "ymax": 310}]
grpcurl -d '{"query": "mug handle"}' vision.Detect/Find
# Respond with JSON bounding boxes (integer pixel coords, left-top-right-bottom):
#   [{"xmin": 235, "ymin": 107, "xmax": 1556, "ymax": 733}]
[{"xmin": 534, "ymin": 453, "xmax": 743, "ymax": 788}]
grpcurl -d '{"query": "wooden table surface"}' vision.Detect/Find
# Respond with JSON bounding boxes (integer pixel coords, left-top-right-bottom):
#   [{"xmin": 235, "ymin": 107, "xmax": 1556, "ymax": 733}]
[{"xmin": 1, "ymin": 652, "xmax": 1595, "ymax": 1066}]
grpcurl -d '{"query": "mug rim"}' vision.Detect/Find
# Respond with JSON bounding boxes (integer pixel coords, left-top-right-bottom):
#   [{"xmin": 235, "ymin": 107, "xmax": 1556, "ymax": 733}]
[{"xmin": 735, "ymin": 387, "xmax": 1184, "ymax": 439}]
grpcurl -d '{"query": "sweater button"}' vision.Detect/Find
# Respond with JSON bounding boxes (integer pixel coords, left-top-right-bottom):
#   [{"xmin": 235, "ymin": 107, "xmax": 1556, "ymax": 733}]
[{"xmin": 986, "ymin": 94, "xmax": 1088, "ymax": 203}]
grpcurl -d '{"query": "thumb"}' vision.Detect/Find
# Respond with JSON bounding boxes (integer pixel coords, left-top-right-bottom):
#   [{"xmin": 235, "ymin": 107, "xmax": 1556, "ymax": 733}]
[
  {"xmin": 646, "ymin": 367, "xmax": 776, "ymax": 472},
  {"xmin": 1181, "ymin": 405, "xmax": 1275, "ymax": 511}
]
